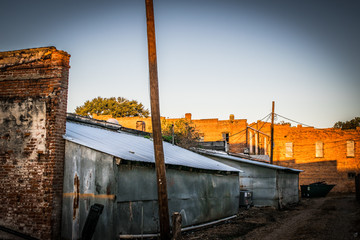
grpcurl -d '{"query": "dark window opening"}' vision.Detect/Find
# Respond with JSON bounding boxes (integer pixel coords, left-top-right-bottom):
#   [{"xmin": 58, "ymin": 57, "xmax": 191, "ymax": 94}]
[
  {"xmin": 348, "ymin": 172, "xmax": 356, "ymax": 179},
  {"xmin": 222, "ymin": 133, "xmax": 229, "ymax": 143}
]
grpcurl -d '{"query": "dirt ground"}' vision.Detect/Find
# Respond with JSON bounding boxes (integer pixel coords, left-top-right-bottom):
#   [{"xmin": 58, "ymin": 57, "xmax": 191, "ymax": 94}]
[{"xmin": 183, "ymin": 194, "xmax": 360, "ymax": 240}]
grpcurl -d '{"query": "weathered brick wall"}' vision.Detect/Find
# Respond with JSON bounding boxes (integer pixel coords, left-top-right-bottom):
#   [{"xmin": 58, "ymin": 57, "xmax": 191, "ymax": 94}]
[{"xmin": 0, "ymin": 47, "xmax": 70, "ymax": 239}]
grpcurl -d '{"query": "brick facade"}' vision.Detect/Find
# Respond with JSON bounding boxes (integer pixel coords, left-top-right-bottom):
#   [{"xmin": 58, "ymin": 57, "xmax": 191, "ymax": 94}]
[
  {"xmin": 0, "ymin": 47, "xmax": 70, "ymax": 239},
  {"xmin": 271, "ymin": 124, "xmax": 360, "ymax": 192}
]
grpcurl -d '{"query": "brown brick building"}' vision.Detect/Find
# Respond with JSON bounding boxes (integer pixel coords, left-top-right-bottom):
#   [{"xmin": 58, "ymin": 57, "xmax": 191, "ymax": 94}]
[
  {"xmin": 94, "ymin": 113, "xmax": 360, "ymax": 193},
  {"xmin": 270, "ymin": 124, "xmax": 360, "ymax": 192},
  {"xmin": 0, "ymin": 47, "xmax": 70, "ymax": 239}
]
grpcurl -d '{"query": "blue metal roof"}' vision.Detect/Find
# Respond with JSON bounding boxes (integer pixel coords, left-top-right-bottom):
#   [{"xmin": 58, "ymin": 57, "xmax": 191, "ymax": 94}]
[
  {"xmin": 64, "ymin": 121, "xmax": 240, "ymax": 173},
  {"xmin": 195, "ymin": 149, "xmax": 302, "ymax": 173}
]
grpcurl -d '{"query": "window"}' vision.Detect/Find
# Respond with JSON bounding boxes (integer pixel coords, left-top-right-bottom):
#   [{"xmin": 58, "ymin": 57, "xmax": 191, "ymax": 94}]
[
  {"xmin": 315, "ymin": 141, "xmax": 323, "ymax": 158},
  {"xmin": 348, "ymin": 172, "xmax": 356, "ymax": 179},
  {"xmin": 285, "ymin": 142, "xmax": 293, "ymax": 158},
  {"xmin": 222, "ymin": 132, "xmax": 229, "ymax": 143},
  {"xmin": 347, "ymin": 141, "xmax": 355, "ymax": 157}
]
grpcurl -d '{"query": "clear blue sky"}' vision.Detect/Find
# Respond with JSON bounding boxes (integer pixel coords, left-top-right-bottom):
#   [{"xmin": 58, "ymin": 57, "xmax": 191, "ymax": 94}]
[{"xmin": 1, "ymin": 0, "xmax": 359, "ymax": 128}]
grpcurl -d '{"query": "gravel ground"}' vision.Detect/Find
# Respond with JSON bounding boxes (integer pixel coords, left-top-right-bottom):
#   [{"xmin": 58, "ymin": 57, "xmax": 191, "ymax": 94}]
[{"xmin": 183, "ymin": 194, "xmax": 360, "ymax": 240}]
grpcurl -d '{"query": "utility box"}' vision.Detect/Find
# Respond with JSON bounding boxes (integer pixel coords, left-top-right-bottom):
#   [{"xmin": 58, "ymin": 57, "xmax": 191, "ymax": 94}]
[{"xmin": 239, "ymin": 190, "xmax": 253, "ymax": 209}]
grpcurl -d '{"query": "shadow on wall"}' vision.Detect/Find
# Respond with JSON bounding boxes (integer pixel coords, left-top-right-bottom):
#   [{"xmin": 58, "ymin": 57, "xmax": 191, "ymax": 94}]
[{"xmin": 274, "ymin": 160, "xmax": 357, "ymax": 193}]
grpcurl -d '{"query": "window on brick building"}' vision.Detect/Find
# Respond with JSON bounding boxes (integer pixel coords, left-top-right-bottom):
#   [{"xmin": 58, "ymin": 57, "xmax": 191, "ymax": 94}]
[
  {"xmin": 285, "ymin": 142, "xmax": 293, "ymax": 158},
  {"xmin": 348, "ymin": 172, "xmax": 356, "ymax": 179},
  {"xmin": 315, "ymin": 141, "xmax": 324, "ymax": 158},
  {"xmin": 347, "ymin": 141, "xmax": 355, "ymax": 157},
  {"xmin": 222, "ymin": 132, "xmax": 229, "ymax": 143}
]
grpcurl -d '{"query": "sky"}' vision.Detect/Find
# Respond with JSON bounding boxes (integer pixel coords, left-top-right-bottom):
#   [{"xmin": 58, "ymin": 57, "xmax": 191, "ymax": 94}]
[{"xmin": 1, "ymin": 0, "xmax": 359, "ymax": 128}]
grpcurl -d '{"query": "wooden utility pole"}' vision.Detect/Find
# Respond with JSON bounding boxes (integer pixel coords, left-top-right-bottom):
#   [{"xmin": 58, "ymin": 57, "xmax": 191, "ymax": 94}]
[
  {"xmin": 270, "ymin": 101, "xmax": 275, "ymax": 164},
  {"xmin": 145, "ymin": 0, "xmax": 170, "ymax": 239}
]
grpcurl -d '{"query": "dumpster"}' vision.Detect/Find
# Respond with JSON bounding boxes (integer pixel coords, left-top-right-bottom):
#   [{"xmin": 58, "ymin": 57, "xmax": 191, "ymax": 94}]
[{"xmin": 301, "ymin": 181, "xmax": 335, "ymax": 198}]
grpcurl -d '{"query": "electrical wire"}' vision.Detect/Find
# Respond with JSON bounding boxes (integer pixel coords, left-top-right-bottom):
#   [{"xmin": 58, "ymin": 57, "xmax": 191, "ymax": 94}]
[
  {"xmin": 275, "ymin": 113, "xmax": 314, "ymax": 128},
  {"xmin": 283, "ymin": 137, "xmax": 360, "ymax": 147},
  {"xmin": 222, "ymin": 113, "xmax": 272, "ymax": 140}
]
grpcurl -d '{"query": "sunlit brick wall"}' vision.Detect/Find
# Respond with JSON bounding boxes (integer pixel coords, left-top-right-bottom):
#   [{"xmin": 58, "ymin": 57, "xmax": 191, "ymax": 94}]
[
  {"xmin": 93, "ymin": 113, "xmax": 248, "ymax": 147},
  {"xmin": 272, "ymin": 125, "xmax": 360, "ymax": 192}
]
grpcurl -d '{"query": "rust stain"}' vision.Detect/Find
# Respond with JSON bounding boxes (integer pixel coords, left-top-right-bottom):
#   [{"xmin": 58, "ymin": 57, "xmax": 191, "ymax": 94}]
[
  {"xmin": 106, "ymin": 183, "xmax": 111, "ymax": 195},
  {"xmin": 73, "ymin": 173, "xmax": 80, "ymax": 220},
  {"xmin": 63, "ymin": 193, "xmax": 115, "ymax": 199}
]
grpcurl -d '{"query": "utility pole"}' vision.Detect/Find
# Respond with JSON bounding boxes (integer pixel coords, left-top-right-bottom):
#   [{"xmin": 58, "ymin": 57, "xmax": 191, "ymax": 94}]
[
  {"xmin": 270, "ymin": 101, "xmax": 275, "ymax": 164},
  {"xmin": 145, "ymin": 0, "xmax": 170, "ymax": 239}
]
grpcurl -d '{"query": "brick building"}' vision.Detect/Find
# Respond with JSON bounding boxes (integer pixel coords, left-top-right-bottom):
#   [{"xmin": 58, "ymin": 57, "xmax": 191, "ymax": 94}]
[
  {"xmin": 0, "ymin": 47, "xmax": 70, "ymax": 239},
  {"xmin": 94, "ymin": 113, "xmax": 360, "ymax": 193},
  {"xmin": 94, "ymin": 113, "xmax": 249, "ymax": 151},
  {"xmin": 270, "ymin": 124, "xmax": 360, "ymax": 192}
]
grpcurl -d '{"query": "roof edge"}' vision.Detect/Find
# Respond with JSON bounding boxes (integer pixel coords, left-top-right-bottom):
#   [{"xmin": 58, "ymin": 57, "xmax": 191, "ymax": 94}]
[
  {"xmin": 193, "ymin": 148, "xmax": 303, "ymax": 173},
  {"xmin": 63, "ymin": 136, "xmax": 239, "ymax": 175},
  {"xmin": 66, "ymin": 113, "xmax": 151, "ymax": 136}
]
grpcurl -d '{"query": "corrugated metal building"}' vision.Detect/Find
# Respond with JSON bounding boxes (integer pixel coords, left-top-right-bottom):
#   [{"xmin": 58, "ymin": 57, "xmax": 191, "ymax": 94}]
[
  {"xmin": 195, "ymin": 149, "xmax": 302, "ymax": 208},
  {"xmin": 61, "ymin": 116, "xmax": 240, "ymax": 239}
]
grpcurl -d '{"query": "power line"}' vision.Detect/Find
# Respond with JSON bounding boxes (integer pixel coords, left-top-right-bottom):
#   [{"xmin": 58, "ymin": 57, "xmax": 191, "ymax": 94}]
[
  {"xmin": 275, "ymin": 113, "xmax": 314, "ymax": 128},
  {"xmin": 283, "ymin": 137, "xmax": 360, "ymax": 147},
  {"xmin": 223, "ymin": 113, "xmax": 272, "ymax": 140}
]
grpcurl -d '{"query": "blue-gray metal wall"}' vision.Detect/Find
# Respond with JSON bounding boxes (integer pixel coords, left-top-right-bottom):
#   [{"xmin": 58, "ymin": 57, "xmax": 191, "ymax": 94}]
[
  {"xmin": 62, "ymin": 141, "xmax": 239, "ymax": 239},
  {"xmin": 207, "ymin": 157, "xmax": 299, "ymax": 208}
]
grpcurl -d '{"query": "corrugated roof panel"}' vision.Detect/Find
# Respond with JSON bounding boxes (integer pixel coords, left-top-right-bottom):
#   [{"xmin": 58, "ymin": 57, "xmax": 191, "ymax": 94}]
[
  {"xmin": 195, "ymin": 149, "xmax": 302, "ymax": 173},
  {"xmin": 64, "ymin": 121, "xmax": 240, "ymax": 173}
]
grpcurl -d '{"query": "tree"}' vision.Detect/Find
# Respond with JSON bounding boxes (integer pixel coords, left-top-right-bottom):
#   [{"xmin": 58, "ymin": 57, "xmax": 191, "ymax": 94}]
[
  {"xmin": 333, "ymin": 117, "xmax": 360, "ymax": 130},
  {"xmin": 75, "ymin": 97, "xmax": 150, "ymax": 118},
  {"xmin": 161, "ymin": 118, "xmax": 200, "ymax": 149}
]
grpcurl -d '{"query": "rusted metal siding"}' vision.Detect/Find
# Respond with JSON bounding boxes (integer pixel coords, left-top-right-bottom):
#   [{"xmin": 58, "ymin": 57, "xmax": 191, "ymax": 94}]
[
  {"xmin": 277, "ymin": 171, "xmax": 299, "ymax": 206},
  {"xmin": 114, "ymin": 164, "xmax": 239, "ymax": 234},
  {"xmin": 62, "ymin": 142, "xmax": 116, "ymax": 240},
  {"xmin": 62, "ymin": 141, "xmax": 239, "ymax": 239}
]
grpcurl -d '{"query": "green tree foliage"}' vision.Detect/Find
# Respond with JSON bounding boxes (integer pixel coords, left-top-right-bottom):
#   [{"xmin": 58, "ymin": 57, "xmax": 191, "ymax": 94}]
[
  {"xmin": 75, "ymin": 97, "xmax": 150, "ymax": 118},
  {"xmin": 161, "ymin": 118, "xmax": 200, "ymax": 149},
  {"xmin": 333, "ymin": 117, "xmax": 360, "ymax": 130}
]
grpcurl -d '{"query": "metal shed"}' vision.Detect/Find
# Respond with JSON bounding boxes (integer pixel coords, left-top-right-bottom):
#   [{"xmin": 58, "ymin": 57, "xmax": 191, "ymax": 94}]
[
  {"xmin": 195, "ymin": 149, "xmax": 302, "ymax": 208},
  {"xmin": 61, "ymin": 119, "xmax": 240, "ymax": 239}
]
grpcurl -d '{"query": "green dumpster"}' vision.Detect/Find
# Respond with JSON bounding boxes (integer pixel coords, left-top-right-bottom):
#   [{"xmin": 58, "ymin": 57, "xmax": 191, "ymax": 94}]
[{"xmin": 301, "ymin": 182, "xmax": 335, "ymax": 198}]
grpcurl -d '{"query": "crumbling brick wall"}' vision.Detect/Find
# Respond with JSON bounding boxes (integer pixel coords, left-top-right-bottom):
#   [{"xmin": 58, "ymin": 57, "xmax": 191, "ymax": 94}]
[{"xmin": 0, "ymin": 47, "xmax": 70, "ymax": 239}]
